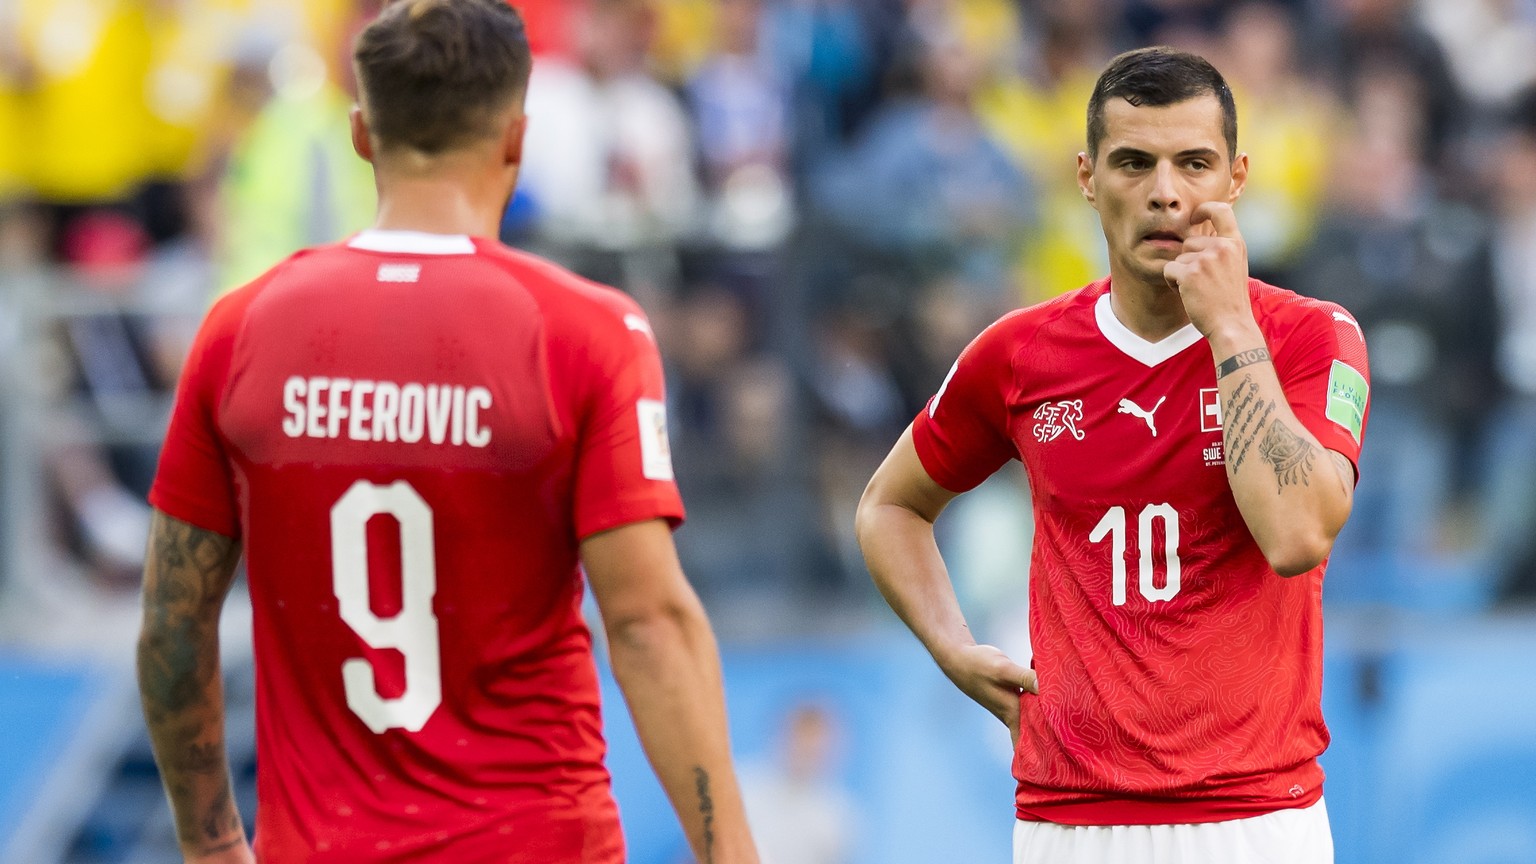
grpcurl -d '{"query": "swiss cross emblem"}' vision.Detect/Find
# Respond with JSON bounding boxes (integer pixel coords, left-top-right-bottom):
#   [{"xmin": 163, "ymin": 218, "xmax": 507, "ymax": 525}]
[
  {"xmin": 1032, "ymin": 400, "xmax": 1086, "ymax": 442},
  {"xmin": 1199, "ymin": 388, "xmax": 1223, "ymax": 432}
]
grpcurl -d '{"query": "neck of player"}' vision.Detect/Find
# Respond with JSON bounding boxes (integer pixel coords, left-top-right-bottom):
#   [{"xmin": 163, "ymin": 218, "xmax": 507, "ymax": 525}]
[
  {"xmin": 1108, "ymin": 267, "xmax": 1193, "ymax": 343},
  {"xmin": 371, "ymin": 159, "xmax": 518, "ymax": 240}
]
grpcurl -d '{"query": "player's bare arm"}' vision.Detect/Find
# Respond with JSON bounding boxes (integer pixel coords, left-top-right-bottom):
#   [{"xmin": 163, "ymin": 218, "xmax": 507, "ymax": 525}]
[
  {"xmin": 580, "ymin": 519, "xmax": 759, "ymax": 864},
  {"xmin": 1165, "ymin": 201, "xmax": 1354, "ymax": 575},
  {"xmin": 136, "ymin": 510, "xmax": 253, "ymax": 864},
  {"xmin": 856, "ymin": 426, "xmax": 1037, "ymax": 743}
]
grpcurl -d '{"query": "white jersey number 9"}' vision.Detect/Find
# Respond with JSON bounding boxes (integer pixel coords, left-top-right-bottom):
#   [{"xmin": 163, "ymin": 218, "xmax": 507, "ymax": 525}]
[
  {"xmin": 330, "ymin": 480, "xmax": 442, "ymax": 733},
  {"xmin": 1090, "ymin": 503, "xmax": 1182, "ymax": 606}
]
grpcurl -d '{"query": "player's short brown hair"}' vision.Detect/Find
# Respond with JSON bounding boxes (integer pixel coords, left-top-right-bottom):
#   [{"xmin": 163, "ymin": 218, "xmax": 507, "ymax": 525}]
[
  {"xmin": 1086, "ymin": 47, "xmax": 1238, "ymax": 162},
  {"xmin": 353, "ymin": 0, "xmax": 532, "ymax": 155}
]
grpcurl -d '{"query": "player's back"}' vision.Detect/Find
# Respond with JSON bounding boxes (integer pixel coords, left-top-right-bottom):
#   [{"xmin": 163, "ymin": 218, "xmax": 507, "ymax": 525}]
[{"xmin": 190, "ymin": 230, "xmax": 677, "ymax": 862}]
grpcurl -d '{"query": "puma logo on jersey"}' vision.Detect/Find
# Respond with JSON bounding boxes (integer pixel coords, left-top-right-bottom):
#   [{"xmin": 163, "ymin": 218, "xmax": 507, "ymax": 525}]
[
  {"xmin": 1332, "ymin": 311, "xmax": 1363, "ymax": 340},
  {"xmin": 1117, "ymin": 396, "xmax": 1166, "ymax": 436}
]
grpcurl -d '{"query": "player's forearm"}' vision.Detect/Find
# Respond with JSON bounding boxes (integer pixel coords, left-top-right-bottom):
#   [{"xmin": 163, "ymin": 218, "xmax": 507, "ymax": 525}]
[
  {"xmin": 1211, "ymin": 329, "xmax": 1351, "ymax": 575},
  {"xmin": 855, "ymin": 499, "xmax": 975, "ymax": 666},
  {"xmin": 607, "ymin": 602, "xmax": 758, "ymax": 864},
  {"xmin": 138, "ymin": 611, "xmax": 246, "ymax": 857},
  {"xmin": 137, "ymin": 512, "xmax": 249, "ymax": 860}
]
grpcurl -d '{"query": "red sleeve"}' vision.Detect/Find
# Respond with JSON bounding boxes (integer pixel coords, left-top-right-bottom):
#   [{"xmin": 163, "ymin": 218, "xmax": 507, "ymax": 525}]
[
  {"xmin": 1274, "ymin": 300, "xmax": 1371, "ymax": 475},
  {"xmin": 148, "ymin": 291, "xmax": 251, "ymax": 538},
  {"xmin": 911, "ymin": 314, "xmax": 1021, "ymax": 493},
  {"xmin": 570, "ymin": 303, "xmax": 686, "ymax": 539}
]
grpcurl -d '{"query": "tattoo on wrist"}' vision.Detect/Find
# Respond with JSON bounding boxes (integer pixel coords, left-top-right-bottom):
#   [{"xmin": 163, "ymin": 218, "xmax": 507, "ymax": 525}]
[
  {"xmin": 1216, "ymin": 348, "xmax": 1271, "ymax": 379},
  {"xmin": 694, "ymin": 766, "xmax": 716, "ymax": 863}
]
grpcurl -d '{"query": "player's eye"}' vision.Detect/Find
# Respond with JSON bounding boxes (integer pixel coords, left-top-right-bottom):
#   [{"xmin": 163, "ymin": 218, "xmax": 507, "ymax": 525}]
[{"xmin": 1186, "ymin": 160, "xmax": 1210, "ymax": 171}]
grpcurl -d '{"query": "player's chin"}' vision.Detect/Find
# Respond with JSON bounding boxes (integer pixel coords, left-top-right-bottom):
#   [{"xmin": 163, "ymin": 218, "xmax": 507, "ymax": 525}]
[{"xmin": 1130, "ymin": 256, "xmax": 1177, "ymax": 288}]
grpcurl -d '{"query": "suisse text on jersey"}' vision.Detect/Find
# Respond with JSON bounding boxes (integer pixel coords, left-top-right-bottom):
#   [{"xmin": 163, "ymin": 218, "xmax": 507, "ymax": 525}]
[{"xmin": 281, "ymin": 376, "xmax": 492, "ymax": 447}]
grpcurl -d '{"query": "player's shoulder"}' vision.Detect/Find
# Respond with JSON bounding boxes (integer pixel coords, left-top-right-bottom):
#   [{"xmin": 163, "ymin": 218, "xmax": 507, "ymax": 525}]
[
  {"xmin": 976, "ymin": 276, "xmax": 1099, "ymax": 341},
  {"xmin": 204, "ymin": 247, "xmax": 324, "ymax": 335},
  {"xmin": 1248, "ymin": 278, "xmax": 1358, "ymax": 333},
  {"xmin": 968, "ymin": 279, "xmax": 1105, "ymax": 355},
  {"xmin": 475, "ymin": 241, "xmax": 651, "ymax": 336}
]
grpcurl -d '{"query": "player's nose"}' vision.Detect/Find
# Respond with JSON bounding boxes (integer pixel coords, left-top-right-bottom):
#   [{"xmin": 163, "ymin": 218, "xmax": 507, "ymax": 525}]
[{"xmin": 1147, "ymin": 161, "xmax": 1182, "ymax": 212}]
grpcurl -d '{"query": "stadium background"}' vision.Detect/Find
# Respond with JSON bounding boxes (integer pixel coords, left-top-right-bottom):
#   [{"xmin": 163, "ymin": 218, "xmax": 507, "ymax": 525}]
[{"xmin": 1, "ymin": 0, "xmax": 1535, "ymax": 861}]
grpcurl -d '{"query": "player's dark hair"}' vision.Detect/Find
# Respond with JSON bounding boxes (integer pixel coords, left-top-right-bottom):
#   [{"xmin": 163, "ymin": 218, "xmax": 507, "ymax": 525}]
[
  {"xmin": 353, "ymin": 0, "xmax": 532, "ymax": 155},
  {"xmin": 1086, "ymin": 47, "xmax": 1237, "ymax": 161}
]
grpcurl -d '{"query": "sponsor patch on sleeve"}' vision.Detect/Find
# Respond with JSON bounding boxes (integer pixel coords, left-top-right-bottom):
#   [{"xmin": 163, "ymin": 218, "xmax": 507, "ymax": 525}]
[
  {"xmin": 636, "ymin": 398, "xmax": 674, "ymax": 481},
  {"xmin": 1325, "ymin": 360, "xmax": 1368, "ymax": 443}
]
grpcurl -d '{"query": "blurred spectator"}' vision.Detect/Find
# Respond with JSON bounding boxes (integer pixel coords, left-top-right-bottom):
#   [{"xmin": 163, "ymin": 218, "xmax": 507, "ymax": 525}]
[
  {"xmin": 688, "ymin": 0, "xmax": 796, "ymax": 250},
  {"xmin": 46, "ymin": 212, "xmax": 158, "ymax": 585},
  {"xmin": 1318, "ymin": 0, "xmax": 1464, "ymax": 167},
  {"xmin": 1122, "ymin": 0, "xmax": 1232, "ymax": 46},
  {"xmin": 1481, "ymin": 87, "xmax": 1536, "ymax": 600},
  {"xmin": 1292, "ymin": 62, "xmax": 1497, "ymax": 576},
  {"xmin": 811, "ymin": 31, "xmax": 1034, "ymax": 299},
  {"xmin": 762, "ymin": 0, "xmax": 882, "ymax": 166},
  {"xmin": 1420, "ymin": 0, "xmax": 1536, "ymax": 112},
  {"xmin": 978, "ymin": 8, "xmax": 1112, "ymax": 299},
  {"xmin": 1218, "ymin": 1, "xmax": 1338, "ymax": 284},
  {"xmin": 16, "ymin": 0, "xmax": 159, "ymax": 211},
  {"xmin": 652, "ymin": 0, "xmax": 716, "ymax": 82},
  {"xmin": 516, "ymin": 0, "xmax": 585, "ymax": 59},
  {"xmin": 216, "ymin": 2, "xmax": 379, "ymax": 292},
  {"xmin": 739, "ymin": 701, "xmax": 857, "ymax": 864},
  {"xmin": 520, "ymin": 0, "xmax": 701, "ymax": 251}
]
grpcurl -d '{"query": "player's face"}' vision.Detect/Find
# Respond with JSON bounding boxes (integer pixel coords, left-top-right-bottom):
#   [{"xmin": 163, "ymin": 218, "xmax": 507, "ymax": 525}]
[{"xmin": 1078, "ymin": 95, "xmax": 1248, "ymax": 290}]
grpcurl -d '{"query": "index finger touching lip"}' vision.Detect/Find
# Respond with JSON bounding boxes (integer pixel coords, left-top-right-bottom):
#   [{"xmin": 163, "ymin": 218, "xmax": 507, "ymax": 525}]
[{"xmin": 1191, "ymin": 201, "xmax": 1241, "ymax": 240}]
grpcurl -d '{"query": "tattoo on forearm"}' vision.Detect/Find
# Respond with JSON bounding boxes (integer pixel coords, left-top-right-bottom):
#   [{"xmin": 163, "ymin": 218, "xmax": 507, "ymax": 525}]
[
  {"xmin": 1258, "ymin": 420, "xmax": 1318, "ymax": 490},
  {"xmin": 1216, "ymin": 347, "xmax": 1272, "ymax": 379},
  {"xmin": 693, "ymin": 766, "xmax": 716, "ymax": 863},
  {"xmin": 174, "ymin": 741, "xmax": 226, "ymax": 774},
  {"xmin": 201, "ymin": 783, "xmax": 243, "ymax": 842},
  {"xmin": 1221, "ymin": 375, "xmax": 1277, "ymax": 475},
  {"xmin": 138, "ymin": 512, "xmax": 244, "ymax": 851}
]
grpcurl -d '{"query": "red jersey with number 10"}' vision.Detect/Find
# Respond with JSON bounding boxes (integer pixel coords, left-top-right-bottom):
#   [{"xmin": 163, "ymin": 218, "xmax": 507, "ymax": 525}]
[
  {"xmin": 913, "ymin": 277, "xmax": 1370, "ymax": 826},
  {"xmin": 150, "ymin": 230, "xmax": 684, "ymax": 862}
]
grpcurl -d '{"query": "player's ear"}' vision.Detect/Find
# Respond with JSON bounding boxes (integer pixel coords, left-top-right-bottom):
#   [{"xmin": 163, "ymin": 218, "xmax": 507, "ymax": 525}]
[
  {"xmin": 502, "ymin": 113, "xmax": 527, "ymax": 168},
  {"xmin": 1077, "ymin": 152, "xmax": 1097, "ymax": 207},
  {"xmin": 350, "ymin": 106, "xmax": 375, "ymax": 164},
  {"xmin": 1228, "ymin": 151, "xmax": 1249, "ymax": 205}
]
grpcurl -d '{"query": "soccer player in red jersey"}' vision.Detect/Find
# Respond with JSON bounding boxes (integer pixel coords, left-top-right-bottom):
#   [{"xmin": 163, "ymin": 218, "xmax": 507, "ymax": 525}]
[
  {"xmin": 134, "ymin": 2, "xmax": 759, "ymax": 862},
  {"xmin": 857, "ymin": 48, "xmax": 1369, "ymax": 863}
]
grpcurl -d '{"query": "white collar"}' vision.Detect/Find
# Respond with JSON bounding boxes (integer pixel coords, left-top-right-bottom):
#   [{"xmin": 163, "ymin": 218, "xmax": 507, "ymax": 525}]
[
  {"xmin": 1094, "ymin": 292, "xmax": 1203, "ymax": 367},
  {"xmin": 347, "ymin": 229, "xmax": 476, "ymax": 255}
]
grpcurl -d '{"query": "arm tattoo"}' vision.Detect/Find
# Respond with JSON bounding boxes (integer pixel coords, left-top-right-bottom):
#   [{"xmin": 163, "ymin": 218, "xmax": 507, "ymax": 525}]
[
  {"xmin": 1220, "ymin": 375, "xmax": 1277, "ymax": 476},
  {"xmin": 693, "ymin": 766, "xmax": 716, "ymax": 864},
  {"xmin": 137, "ymin": 511, "xmax": 246, "ymax": 854},
  {"xmin": 1259, "ymin": 421, "xmax": 1319, "ymax": 490},
  {"xmin": 1216, "ymin": 347, "xmax": 1272, "ymax": 379},
  {"xmin": 202, "ymin": 783, "xmax": 244, "ymax": 842}
]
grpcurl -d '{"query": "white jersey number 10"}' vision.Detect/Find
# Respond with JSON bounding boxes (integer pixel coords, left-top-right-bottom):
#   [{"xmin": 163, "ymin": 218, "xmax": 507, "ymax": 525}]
[
  {"xmin": 330, "ymin": 479, "xmax": 442, "ymax": 733},
  {"xmin": 1089, "ymin": 503, "xmax": 1182, "ymax": 606}
]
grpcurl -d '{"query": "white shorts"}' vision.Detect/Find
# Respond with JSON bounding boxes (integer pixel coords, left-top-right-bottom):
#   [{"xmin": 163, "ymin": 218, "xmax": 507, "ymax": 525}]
[{"xmin": 1013, "ymin": 799, "xmax": 1333, "ymax": 864}]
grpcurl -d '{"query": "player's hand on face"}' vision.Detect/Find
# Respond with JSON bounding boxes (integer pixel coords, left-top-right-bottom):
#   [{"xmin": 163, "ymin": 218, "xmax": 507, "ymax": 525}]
[
  {"xmin": 1163, "ymin": 201, "xmax": 1255, "ymax": 339},
  {"xmin": 939, "ymin": 643, "xmax": 1037, "ymax": 745}
]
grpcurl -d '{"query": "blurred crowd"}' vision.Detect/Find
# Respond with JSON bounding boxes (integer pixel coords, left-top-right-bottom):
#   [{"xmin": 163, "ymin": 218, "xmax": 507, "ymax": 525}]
[{"xmin": 3, "ymin": 0, "xmax": 1536, "ymax": 649}]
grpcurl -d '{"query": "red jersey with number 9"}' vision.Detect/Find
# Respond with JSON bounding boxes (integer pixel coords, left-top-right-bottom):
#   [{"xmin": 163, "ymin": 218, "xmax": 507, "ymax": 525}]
[
  {"xmin": 150, "ymin": 230, "xmax": 684, "ymax": 862},
  {"xmin": 912, "ymin": 277, "xmax": 1370, "ymax": 826}
]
